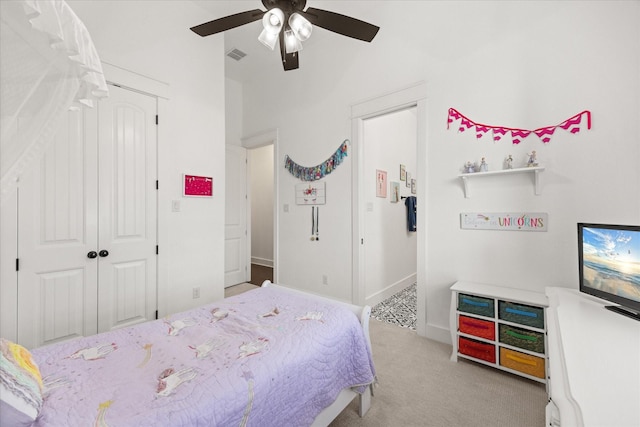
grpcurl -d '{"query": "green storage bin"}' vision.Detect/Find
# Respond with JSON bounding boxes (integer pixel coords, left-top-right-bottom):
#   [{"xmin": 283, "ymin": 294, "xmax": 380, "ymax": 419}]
[
  {"xmin": 499, "ymin": 324, "xmax": 545, "ymax": 354},
  {"xmin": 498, "ymin": 301, "xmax": 544, "ymax": 329},
  {"xmin": 458, "ymin": 293, "xmax": 494, "ymax": 318}
]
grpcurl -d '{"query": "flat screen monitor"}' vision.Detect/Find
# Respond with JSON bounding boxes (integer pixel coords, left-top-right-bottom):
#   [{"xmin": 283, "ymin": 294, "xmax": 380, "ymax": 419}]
[{"xmin": 578, "ymin": 223, "xmax": 640, "ymax": 321}]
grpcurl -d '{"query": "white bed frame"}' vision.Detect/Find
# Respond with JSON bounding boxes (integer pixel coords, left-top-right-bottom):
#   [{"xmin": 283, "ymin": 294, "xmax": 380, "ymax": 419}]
[{"xmin": 260, "ymin": 281, "xmax": 374, "ymax": 426}]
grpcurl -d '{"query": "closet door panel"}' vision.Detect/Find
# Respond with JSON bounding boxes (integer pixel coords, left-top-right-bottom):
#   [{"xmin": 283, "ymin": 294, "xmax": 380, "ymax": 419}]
[
  {"xmin": 97, "ymin": 85, "xmax": 157, "ymax": 333},
  {"xmin": 18, "ymin": 108, "xmax": 99, "ymax": 349}
]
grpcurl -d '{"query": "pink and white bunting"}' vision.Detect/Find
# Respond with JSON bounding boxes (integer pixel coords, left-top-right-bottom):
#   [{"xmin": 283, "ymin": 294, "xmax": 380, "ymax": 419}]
[{"xmin": 447, "ymin": 108, "xmax": 591, "ymax": 144}]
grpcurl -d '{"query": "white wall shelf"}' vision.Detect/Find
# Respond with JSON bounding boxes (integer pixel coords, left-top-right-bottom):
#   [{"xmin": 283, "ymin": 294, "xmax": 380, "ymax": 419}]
[{"xmin": 458, "ymin": 166, "xmax": 545, "ymax": 198}]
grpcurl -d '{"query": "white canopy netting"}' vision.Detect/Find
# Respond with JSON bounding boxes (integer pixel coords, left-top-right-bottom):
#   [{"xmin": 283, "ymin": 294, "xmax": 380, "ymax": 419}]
[{"xmin": 0, "ymin": 0, "xmax": 108, "ymax": 201}]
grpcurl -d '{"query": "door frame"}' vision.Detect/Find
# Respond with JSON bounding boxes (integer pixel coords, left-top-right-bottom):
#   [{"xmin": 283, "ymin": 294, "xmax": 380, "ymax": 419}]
[
  {"xmin": 350, "ymin": 82, "xmax": 428, "ymax": 336},
  {"xmin": 241, "ymin": 129, "xmax": 279, "ymax": 284}
]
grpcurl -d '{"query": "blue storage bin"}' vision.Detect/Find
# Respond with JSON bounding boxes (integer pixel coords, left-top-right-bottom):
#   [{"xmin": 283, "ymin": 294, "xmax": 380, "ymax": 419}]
[
  {"xmin": 498, "ymin": 300, "xmax": 544, "ymax": 329},
  {"xmin": 458, "ymin": 293, "xmax": 494, "ymax": 317}
]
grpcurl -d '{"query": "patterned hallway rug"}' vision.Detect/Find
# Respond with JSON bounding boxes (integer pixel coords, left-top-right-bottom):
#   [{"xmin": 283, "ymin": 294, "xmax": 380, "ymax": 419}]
[{"xmin": 371, "ymin": 283, "xmax": 417, "ymax": 330}]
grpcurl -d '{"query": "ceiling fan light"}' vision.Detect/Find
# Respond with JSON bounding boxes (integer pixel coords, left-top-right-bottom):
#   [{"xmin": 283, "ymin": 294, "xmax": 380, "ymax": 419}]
[
  {"xmin": 258, "ymin": 28, "xmax": 278, "ymax": 50},
  {"xmin": 262, "ymin": 8, "xmax": 284, "ymax": 34},
  {"xmin": 284, "ymin": 29, "xmax": 303, "ymax": 54},
  {"xmin": 288, "ymin": 13, "xmax": 312, "ymax": 41}
]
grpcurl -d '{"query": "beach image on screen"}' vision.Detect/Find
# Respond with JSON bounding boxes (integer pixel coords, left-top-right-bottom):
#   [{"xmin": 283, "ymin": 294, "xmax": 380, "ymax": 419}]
[{"xmin": 582, "ymin": 227, "xmax": 640, "ymax": 302}]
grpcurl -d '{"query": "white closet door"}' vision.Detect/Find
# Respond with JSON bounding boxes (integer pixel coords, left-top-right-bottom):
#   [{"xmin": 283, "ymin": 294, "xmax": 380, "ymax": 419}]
[
  {"xmin": 225, "ymin": 145, "xmax": 248, "ymax": 287},
  {"xmin": 97, "ymin": 85, "xmax": 157, "ymax": 333},
  {"xmin": 17, "ymin": 108, "xmax": 99, "ymax": 349}
]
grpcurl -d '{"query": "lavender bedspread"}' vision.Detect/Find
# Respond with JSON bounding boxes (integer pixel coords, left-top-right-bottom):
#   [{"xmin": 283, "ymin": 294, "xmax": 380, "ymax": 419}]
[{"xmin": 31, "ymin": 286, "xmax": 375, "ymax": 427}]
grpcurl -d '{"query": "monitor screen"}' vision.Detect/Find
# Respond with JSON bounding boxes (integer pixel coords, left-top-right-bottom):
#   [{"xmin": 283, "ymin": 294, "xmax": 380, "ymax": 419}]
[{"xmin": 578, "ymin": 223, "xmax": 640, "ymax": 320}]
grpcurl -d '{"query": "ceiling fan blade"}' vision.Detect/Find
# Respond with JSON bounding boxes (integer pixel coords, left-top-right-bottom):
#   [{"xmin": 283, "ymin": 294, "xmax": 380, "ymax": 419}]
[
  {"xmin": 300, "ymin": 7, "xmax": 379, "ymax": 42},
  {"xmin": 279, "ymin": 30, "xmax": 299, "ymax": 71},
  {"xmin": 190, "ymin": 9, "xmax": 264, "ymax": 37}
]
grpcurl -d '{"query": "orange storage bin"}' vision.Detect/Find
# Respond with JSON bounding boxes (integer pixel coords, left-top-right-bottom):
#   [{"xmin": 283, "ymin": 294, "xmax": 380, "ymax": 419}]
[
  {"xmin": 459, "ymin": 315, "xmax": 495, "ymax": 341},
  {"xmin": 458, "ymin": 336, "xmax": 496, "ymax": 363},
  {"xmin": 499, "ymin": 347, "xmax": 545, "ymax": 379}
]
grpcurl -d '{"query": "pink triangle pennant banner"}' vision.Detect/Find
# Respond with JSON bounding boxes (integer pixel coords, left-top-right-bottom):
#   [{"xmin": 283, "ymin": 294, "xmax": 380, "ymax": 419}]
[
  {"xmin": 492, "ymin": 127, "xmax": 508, "ymax": 142},
  {"xmin": 558, "ymin": 113, "xmax": 584, "ymax": 134},
  {"xmin": 447, "ymin": 108, "xmax": 591, "ymax": 144},
  {"xmin": 534, "ymin": 126, "xmax": 556, "ymax": 144},
  {"xmin": 458, "ymin": 117, "xmax": 474, "ymax": 133},
  {"xmin": 475, "ymin": 124, "xmax": 491, "ymax": 139},
  {"xmin": 511, "ymin": 129, "xmax": 531, "ymax": 145},
  {"xmin": 447, "ymin": 108, "xmax": 462, "ymax": 129}
]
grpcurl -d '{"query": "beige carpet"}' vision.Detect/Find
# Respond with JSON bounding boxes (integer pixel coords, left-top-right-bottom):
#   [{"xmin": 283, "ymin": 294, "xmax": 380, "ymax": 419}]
[
  {"xmin": 224, "ymin": 284, "xmax": 547, "ymax": 426},
  {"xmin": 330, "ymin": 319, "xmax": 547, "ymax": 426},
  {"xmin": 225, "ymin": 282, "xmax": 259, "ymax": 297}
]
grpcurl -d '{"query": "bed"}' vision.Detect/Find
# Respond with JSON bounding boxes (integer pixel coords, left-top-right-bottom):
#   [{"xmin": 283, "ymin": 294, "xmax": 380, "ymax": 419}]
[{"xmin": 1, "ymin": 281, "xmax": 376, "ymax": 426}]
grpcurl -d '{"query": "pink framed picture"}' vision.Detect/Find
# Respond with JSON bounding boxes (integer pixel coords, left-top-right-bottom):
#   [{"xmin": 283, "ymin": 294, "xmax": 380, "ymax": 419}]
[{"xmin": 183, "ymin": 174, "xmax": 213, "ymax": 197}]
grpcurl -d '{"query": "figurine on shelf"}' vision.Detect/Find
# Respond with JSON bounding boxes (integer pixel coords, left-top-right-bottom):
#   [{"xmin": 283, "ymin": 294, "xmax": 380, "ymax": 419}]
[
  {"xmin": 505, "ymin": 154, "xmax": 513, "ymax": 170},
  {"xmin": 527, "ymin": 150, "xmax": 538, "ymax": 167},
  {"xmin": 465, "ymin": 161, "xmax": 475, "ymax": 173},
  {"xmin": 479, "ymin": 157, "xmax": 488, "ymax": 172}
]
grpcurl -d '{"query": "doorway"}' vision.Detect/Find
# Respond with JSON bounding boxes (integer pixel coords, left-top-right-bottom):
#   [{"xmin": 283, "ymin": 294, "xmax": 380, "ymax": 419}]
[
  {"xmin": 351, "ymin": 83, "xmax": 428, "ymax": 336},
  {"xmin": 247, "ymin": 144, "xmax": 274, "ymax": 285},
  {"xmin": 225, "ymin": 130, "xmax": 279, "ymax": 288},
  {"xmin": 362, "ymin": 107, "xmax": 418, "ymax": 306}
]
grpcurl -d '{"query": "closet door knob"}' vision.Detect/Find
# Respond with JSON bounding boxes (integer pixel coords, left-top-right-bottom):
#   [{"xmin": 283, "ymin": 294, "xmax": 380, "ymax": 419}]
[
  {"xmin": 99, "ymin": 250, "xmax": 109, "ymax": 257},
  {"xmin": 87, "ymin": 251, "xmax": 98, "ymax": 259}
]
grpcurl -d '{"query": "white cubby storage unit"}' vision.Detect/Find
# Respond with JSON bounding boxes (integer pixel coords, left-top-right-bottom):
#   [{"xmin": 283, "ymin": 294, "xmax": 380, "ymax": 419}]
[{"xmin": 450, "ymin": 281, "xmax": 548, "ymax": 384}]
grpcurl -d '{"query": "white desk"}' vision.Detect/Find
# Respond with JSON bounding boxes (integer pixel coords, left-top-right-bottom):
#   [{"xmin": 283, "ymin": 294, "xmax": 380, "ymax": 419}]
[{"xmin": 545, "ymin": 287, "xmax": 640, "ymax": 426}]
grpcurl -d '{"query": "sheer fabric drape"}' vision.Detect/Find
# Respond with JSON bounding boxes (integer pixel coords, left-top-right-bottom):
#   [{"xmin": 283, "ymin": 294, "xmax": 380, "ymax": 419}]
[{"xmin": 0, "ymin": 0, "xmax": 108, "ymax": 201}]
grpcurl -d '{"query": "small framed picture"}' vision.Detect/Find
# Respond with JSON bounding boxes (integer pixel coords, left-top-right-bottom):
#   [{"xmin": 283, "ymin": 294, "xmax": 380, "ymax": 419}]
[
  {"xmin": 406, "ymin": 172, "xmax": 411, "ymax": 187},
  {"xmin": 183, "ymin": 174, "xmax": 213, "ymax": 197},
  {"xmin": 390, "ymin": 182, "xmax": 400, "ymax": 203},
  {"xmin": 411, "ymin": 179, "xmax": 416, "ymax": 194},
  {"xmin": 400, "ymin": 164, "xmax": 406, "ymax": 181},
  {"xmin": 376, "ymin": 169, "xmax": 387, "ymax": 198}
]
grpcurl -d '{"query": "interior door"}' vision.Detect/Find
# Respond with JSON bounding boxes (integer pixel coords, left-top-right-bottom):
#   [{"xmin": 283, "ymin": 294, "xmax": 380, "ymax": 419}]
[
  {"xmin": 225, "ymin": 145, "xmax": 248, "ymax": 287},
  {"xmin": 17, "ymin": 107, "xmax": 99, "ymax": 349},
  {"xmin": 97, "ymin": 85, "xmax": 157, "ymax": 333}
]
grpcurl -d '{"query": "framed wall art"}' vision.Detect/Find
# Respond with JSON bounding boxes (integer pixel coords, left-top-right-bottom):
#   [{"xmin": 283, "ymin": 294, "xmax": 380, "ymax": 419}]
[
  {"xmin": 295, "ymin": 182, "xmax": 326, "ymax": 205},
  {"xmin": 376, "ymin": 169, "xmax": 387, "ymax": 198},
  {"xmin": 390, "ymin": 182, "xmax": 400, "ymax": 203},
  {"xmin": 400, "ymin": 164, "xmax": 406, "ymax": 181},
  {"xmin": 183, "ymin": 174, "xmax": 213, "ymax": 197}
]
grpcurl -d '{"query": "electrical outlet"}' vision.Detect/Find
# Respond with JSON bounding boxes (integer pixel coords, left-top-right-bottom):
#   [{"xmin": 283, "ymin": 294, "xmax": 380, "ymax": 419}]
[
  {"xmin": 322, "ymin": 275, "xmax": 328, "ymax": 285},
  {"xmin": 193, "ymin": 287, "xmax": 200, "ymax": 299}
]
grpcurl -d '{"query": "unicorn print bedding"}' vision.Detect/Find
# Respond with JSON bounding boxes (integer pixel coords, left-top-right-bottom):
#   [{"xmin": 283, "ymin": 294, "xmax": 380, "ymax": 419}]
[{"xmin": 27, "ymin": 285, "xmax": 375, "ymax": 426}]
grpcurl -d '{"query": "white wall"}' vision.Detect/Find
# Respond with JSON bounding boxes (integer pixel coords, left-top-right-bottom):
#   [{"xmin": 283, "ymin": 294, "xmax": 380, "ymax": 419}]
[
  {"xmin": 226, "ymin": 77, "xmax": 243, "ymax": 147},
  {"xmin": 239, "ymin": 1, "xmax": 640, "ymax": 342},
  {"xmin": 249, "ymin": 144, "xmax": 274, "ymax": 266},
  {"xmin": 67, "ymin": 0, "xmax": 228, "ymax": 315},
  {"xmin": 363, "ymin": 108, "xmax": 417, "ymax": 303}
]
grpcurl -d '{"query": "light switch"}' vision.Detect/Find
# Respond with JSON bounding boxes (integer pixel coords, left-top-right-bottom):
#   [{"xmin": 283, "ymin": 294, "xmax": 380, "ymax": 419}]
[
  {"xmin": 283, "ymin": 204, "xmax": 289, "ymax": 213},
  {"xmin": 172, "ymin": 200, "xmax": 181, "ymax": 212}
]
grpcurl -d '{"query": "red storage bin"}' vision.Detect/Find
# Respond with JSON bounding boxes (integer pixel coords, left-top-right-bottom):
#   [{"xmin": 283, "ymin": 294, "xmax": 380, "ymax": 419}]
[
  {"xmin": 459, "ymin": 336, "xmax": 496, "ymax": 363},
  {"xmin": 459, "ymin": 315, "xmax": 495, "ymax": 340}
]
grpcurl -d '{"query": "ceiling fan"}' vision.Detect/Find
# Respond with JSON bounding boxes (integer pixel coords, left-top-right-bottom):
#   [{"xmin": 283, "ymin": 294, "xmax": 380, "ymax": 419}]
[{"xmin": 190, "ymin": 0, "xmax": 380, "ymax": 71}]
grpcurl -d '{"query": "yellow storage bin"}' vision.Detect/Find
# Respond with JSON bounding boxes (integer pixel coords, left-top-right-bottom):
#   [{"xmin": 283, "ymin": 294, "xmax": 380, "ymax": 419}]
[{"xmin": 499, "ymin": 347, "xmax": 545, "ymax": 379}]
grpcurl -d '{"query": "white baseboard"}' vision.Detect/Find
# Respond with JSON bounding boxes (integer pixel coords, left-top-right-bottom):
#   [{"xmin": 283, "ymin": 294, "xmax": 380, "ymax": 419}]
[
  {"xmin": 251, "ymin": 257, "xmax": 273, "ymax": 268},
  {"xmin": 425, "ymin": 323, "xmax": 452, "ymax": 346},
  {"xmin": 365, "ymin": 273, "xmax": 417, "ymax": 308}
]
